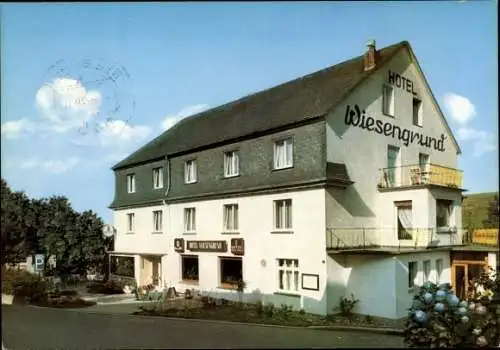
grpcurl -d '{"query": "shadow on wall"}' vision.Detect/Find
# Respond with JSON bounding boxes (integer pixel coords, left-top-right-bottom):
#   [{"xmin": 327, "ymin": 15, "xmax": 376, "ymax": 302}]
[{"xmin": 329, "ymin": 187, "xmax": 375, "ymax": 218}]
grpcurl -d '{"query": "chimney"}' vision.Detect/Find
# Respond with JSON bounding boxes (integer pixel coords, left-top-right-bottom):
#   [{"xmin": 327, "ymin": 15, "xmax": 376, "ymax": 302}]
[{"xmin": 364, "ymin": 39, "xmax": 377, "ymax": 71}]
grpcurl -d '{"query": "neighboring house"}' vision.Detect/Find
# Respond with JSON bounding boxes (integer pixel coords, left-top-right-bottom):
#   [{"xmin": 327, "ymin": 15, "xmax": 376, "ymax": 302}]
[{"xmin": 109, "ymin": 40, "xmax": 472, "ymax": 319}]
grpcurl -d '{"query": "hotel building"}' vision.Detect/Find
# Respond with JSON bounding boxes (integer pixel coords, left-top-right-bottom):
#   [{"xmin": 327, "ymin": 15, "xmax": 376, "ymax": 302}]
[{"xmin": 109, "ymin": 40, "xmax": 473, "ymax": 319}]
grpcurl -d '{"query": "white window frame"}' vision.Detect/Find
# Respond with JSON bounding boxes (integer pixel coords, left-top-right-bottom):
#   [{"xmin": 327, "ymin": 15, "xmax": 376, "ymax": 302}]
[
  {"xmin": 224, "ymin": 151, "xmax": 239, "ymax": 177},
  {"xmin": 184, "ymin": 208, "xmax": 196, "ymax": 233},
  {"xmin": 184, "ymin": 159, "xmax": 197, "ymax": 184},
  {"xmin": 223, "ymin": 204, "xmax": 239, "ymax": 232},
  {"xmin": 408, "ymin": 261, "xmax": 418, "ymax": 288},
  {"xmin": 127, "ymin": 213, "xmax": 135, "ymax": 232},
  {"xmin": 436, "ymin": 259, "xmax": 443, "ymax": 284},
  {"xmin": 127, "ymin": 174, "xmax": 136, "ymax": 193},
  {"xmin": 153, "ymin": 210, "xmax": 163, "ymax": 232},
  {"xmin": 273, "ymin": 138, "xmax": 293, "ymax": 169},
  {"xmin": 273, "ymin": 199, "xmax": 292, "ymax": 230},
  {"xmin": 277, "ymin": 259, "xmax": 300, "ymax": 293},
  {"xmin": 153, "ymin": 168, "xmax": 164, "ymax": 189},
  {"xmin": 412, "ymin": 97, "xmax": 423, "ymax": 127},
  {"xmin": 382, "ymin": 84, "xmax": 395, "ymax": 116},
  {"xmin": 423, "ymin": 260, "xmax": 431, "ymax": 283}
]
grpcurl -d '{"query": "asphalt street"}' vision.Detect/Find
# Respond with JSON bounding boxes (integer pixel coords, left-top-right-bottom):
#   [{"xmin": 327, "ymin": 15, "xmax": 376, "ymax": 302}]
[{"xmin": 2, "ymin": 305, "xmax": 405, "ymax": 349}]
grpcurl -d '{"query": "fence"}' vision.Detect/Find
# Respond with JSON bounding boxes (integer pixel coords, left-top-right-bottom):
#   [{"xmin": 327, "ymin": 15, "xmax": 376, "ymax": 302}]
[{"xmin": 326, "ymin": 227, "xmax": 464, "ymax": 251}]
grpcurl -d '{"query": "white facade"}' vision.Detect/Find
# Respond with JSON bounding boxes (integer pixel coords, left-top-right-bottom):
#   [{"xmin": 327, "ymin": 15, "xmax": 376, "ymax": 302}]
[{"xmin": 111, "ymin": 43, "xmax": 465, "ymax": 319}]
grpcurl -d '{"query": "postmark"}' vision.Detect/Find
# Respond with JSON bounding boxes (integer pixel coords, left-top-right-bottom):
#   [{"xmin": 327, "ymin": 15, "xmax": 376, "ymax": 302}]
[{"xmin": 39, "ymin": 57, "xmax": 135, "ymax": 136}]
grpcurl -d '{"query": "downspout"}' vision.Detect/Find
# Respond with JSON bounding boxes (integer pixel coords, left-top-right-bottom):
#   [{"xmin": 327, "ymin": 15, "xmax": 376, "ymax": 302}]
[{"xmin": 164, "ymin": 155, "xmax": 171, "ymax": 199}]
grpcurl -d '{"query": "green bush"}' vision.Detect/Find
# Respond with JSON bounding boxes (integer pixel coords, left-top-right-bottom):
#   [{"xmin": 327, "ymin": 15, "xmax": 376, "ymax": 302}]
[
  {"xmin": 264, "ymin": 302, "xmax": 275, "ymax": 317},
  {"xmin": 1, "ymin": 267, "xmax": 48, "ymax": 304},
  {"xmin": 86, "ymin": 279, "xmax": 124, "ymax": 295},
  {"xmin": 404, "ymin": 281, "xmax": 498, "ymax": 348},
  {"xmin": 338, "ymin": 294, "xmax": 360, "ymax": 316}
]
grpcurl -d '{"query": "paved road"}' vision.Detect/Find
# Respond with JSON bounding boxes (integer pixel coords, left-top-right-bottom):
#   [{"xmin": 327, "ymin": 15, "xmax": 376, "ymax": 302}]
[{"xmin": 2, "ymin": 305, "xmax": 405, "ymax": 349}]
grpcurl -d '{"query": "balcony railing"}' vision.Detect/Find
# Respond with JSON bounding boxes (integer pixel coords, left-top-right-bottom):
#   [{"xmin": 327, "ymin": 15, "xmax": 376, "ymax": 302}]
[
  {"xmin": 378, "ymin": 164, "xmax": 463, "ymax": 189},
  {"xmin": 326, "ymin": 227, "xmax": 465, "ymax": 252}
]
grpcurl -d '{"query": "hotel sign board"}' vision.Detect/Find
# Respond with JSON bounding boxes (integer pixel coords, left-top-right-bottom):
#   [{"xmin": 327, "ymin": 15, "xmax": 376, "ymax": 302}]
[
  {"xmin": 230, "ymin": 238, "xmax": 244, "ymax": 256},
  {"xmin": 174, "ymin": 238, "xmax": 185, "ymax": 253},
  {"xmin": 187, "ymin": 240, "xmax": 227, "ymax": 253}
]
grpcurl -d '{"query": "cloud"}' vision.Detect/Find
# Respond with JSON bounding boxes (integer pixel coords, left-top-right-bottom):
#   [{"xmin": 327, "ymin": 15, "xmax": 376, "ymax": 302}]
[
  {"xmin": 19, "ymin": 157, "xmax": 80, "ymax": 174},
  {"xmin": 36, "ymin": 77, "xmax": 102, "ymax": 133},
  {"xmin": 457, "ymin": 127, "xmax": 497, "ymax": 157},
  {"xmin": 71, "ymin": 119, "xmax": 151, "ymax": 147},
  {"xmin": 443, "ymin": 93, "xmax": 476, "ymax": 125},
  {"xmin": 161, "ymin": 104, "xmax": 209, "ymax": 131},
  {"xmin": 1, "ymin": 119, "xmax": 36, "ymax": 139}
]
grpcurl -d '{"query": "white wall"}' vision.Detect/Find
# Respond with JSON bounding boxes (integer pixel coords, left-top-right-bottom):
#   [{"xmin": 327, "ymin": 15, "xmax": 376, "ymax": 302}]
[
  {"xmin": 324, "ymin": 47, "xmax": 462, "ymax": 248},
  {"xmin": 395, "ymin": 251, "xmax": 451, "ymax": 318},
  {"xmin": 114, "ymin": 188, "xmax": 330, "ymax": 315},
  {"xmin": 113, "ymin": 204, "xmax": 170, "ymax": 255}
]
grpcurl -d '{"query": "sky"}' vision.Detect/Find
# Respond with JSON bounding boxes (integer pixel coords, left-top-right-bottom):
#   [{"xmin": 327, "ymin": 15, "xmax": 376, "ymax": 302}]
[{"xmin": 1, "ymin": 2, "xmax": 498, "ymax": 224}]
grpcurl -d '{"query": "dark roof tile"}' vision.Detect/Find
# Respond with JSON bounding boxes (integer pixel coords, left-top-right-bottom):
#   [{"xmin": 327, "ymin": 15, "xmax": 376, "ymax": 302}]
[{"xmin": 113, "ymin": 41, "xmax": 407, "ymax": 170}]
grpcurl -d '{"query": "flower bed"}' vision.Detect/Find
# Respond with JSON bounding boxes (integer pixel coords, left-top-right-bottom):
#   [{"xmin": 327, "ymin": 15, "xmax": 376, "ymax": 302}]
[{"xmin": 133, "ymin": 295, "xmax": 405, "ymax": 329}]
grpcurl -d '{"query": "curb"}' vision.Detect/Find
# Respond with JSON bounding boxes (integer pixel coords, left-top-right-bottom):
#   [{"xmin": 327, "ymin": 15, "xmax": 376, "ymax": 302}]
[{"xmin": 308, "ymin": 325, "xmax": 404, "ymax": 336}]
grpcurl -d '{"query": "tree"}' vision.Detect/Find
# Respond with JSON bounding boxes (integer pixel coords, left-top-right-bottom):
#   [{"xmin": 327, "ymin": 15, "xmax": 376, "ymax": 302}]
[
  {"xmin": 1, "ymin": 178, "xmax": 110, "ymax": 279},
  {"xmin": 1, "ymin": 179, "xmax": 30, "ymax": 265},
  {"xmin": 482, "ymin": 195, "xmax": 499, "ymax": 229}
]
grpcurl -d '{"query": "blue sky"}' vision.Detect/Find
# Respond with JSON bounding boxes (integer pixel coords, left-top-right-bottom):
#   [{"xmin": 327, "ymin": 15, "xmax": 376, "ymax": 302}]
[{"xmin": 1, "ymin": 2, "xmax": 498, "ymax": 223}]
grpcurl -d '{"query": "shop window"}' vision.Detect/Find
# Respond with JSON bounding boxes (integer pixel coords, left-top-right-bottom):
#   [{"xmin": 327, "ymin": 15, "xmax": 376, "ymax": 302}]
[
  {"xmin": 181, "ymin": 255, "xmax": 199, "ymax": 282},
  {"xmin": 110, "ymin": 256, "xmax": 135, "ymax": 277},
  {"xmin": 219, "ymin": 257, "xmax": 243, "ymax": 288}
]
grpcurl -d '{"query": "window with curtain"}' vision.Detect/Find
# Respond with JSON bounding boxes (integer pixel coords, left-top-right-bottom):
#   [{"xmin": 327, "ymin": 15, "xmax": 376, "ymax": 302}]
[
  {"xmin": 224, "ymin": 151, "xmax": 239, "ymax": 177},
  {"xmin": 396, "ymin": 201, "xmax": 413, "ymax": 240},
  {"xmin": 185, "ymin": 160, "xmax": 197, "ymax": 183},
  {"xmin": 274, "ymin": 199, "xmax": 292, "ymax": 230},
  {"xmin": 274, "ymin": 138, "xmax": 293, "ymax": 169},
  {"xmin": 277, "ymin": 259, "xmax": 299, "ymax": 292},
  {"xmin": 436, "ymin": 199, "xmax": 453, "ymax": 229},
  {"xmin": 223, "ymin": 204, "xmax": 238, "ymax": 231}
]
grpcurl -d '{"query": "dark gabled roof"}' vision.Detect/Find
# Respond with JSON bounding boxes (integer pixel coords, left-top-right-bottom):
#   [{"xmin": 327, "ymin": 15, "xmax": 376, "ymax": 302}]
[{"xmin": 113, "ymin": 41, "xmax": 408, "ymax": 170}]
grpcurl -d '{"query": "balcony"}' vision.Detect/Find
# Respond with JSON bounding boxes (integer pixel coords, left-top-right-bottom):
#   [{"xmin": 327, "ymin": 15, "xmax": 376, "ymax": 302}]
[
  {"xmin": 378, "ymin": 164, "xmax": 463, "ymax": 190},
  {"xmin": 326, "ymin": 227, "xmax": 464, "ymax": 253}
]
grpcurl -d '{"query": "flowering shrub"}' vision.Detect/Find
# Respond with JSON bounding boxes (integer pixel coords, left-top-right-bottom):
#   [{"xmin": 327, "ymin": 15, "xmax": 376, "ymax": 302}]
[{"xmin": 404, "ymin": 281, "xmax": 498, "ymax": 348}]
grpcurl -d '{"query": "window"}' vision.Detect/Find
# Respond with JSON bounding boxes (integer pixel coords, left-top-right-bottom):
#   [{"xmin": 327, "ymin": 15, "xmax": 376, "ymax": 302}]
[
  {"xmin": 436, "ymin": 259, "xmax": 443, "ymax": 284},
  {"xmin": 423, "ymin": 260, "xmax": 431, "ymax": 283},
  {"xmin": 412, "ymin": 98, "xmax": 423, "ymax": 126},
  {"xmin": 127, "ymin": 213, "xmax": 135, "ymax": 232},
  {"xmin": 220, "ymin": 257, "xmax": 243, "ymax": 288},
  {"xmin": 274, "ymin": 199, "xmax": 292, "ymax": 230},
  {"xmin": 396, "ymin": 201, "xmax": 413, "ymax": 240},
  {"xmin": 273, "ymin": 138, "xmax": 293, "ymax": 169},
  {"xmin": 277, "ymin": 259, "xmax": 299, "ymax": 292},
  {"xmin": 408, "ymin": 261, "xmax": 418, "ymax": 288},
  {"xmin": 224, "ymin": 151, "xmax": 239, "ymax": 177},
  {"xmin": 223, "ymin": 204, "xmax": 239, "ymax": 231},
  {"xmin": 385, "ymin": 146, "xmax": 400, "ymax": 186},
  {"xmin": 436, "ymin": 199, "xmax": 453, "ymax": 229},
  {"xmin": 153, "ymin": 168, "xmax": 163, "ymax": 189},
  {"xmin": 382, "ymin": 84, "xmax": 395, "ymax": 116},
  {"xmin": 153, "ymin": 210, "xmax": 163, "ymax": 232},
  {"xmin": 127, "ymin": 174, "xmax": 136, "ymax": 193},
  {"xmin": 181, "ymin": 255, "xmax": 199, "ymax": 282},
  {"xmin": 184, "ymin": 208, "xmax": 196, "ymax": 233},
  {"xmin": 184, "ymin": 159, "xmax": 197, "ymax": 184}
]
